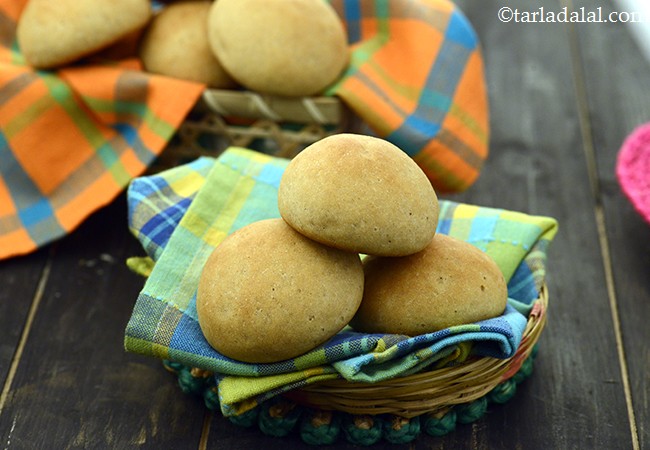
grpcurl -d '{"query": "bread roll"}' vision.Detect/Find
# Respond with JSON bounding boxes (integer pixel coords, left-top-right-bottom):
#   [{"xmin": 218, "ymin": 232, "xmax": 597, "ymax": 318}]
[
  {"xmin": 350, "ymin": 234, "xmax": 508, "ymax": 335},
  {"xmin": 139, "ymin": 1, "xmax": 237, "ymax": 88},
  {"xmin": 197, "ymin": 218, "xmax": 363, "ymax": 363},
  {"xmin": 278, "ymin": 133, "xmax": 439, "ymax": 256},
  {"xmin": 207, "ymin": 0, "xmax": 349, "ymax": 96},
  {"xmin": 17, "ymin": 0, "xmax": 151, "ymax": 69}
]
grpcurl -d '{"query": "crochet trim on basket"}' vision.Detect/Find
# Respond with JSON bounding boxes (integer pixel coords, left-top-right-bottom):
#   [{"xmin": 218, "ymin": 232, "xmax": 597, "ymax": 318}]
[{"xmin": 163, "ymin": 345, "xmax": 539, "ymax": 446}]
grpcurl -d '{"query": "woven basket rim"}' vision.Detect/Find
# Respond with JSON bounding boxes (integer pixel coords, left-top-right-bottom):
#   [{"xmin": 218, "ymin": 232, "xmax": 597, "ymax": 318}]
[
  {"xmin": 201, "ymin": 88, "xmax": 342, "ymax": 124},
  {"xmin": 286, "ymin": 284, "xmax": 549, "ymax": 418},
  {"xmin": 156, "ymin": 89, "xmax": 352, "ymax": 169}
]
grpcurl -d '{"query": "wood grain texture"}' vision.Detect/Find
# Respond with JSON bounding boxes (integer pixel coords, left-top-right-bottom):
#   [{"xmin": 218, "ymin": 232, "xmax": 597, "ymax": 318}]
[
  {"xmin": 0, "ymin": 196, "xmax": 206, "ymax": 449},
  {"xmin": 0, "ymin": 248, "xmax": 47, "ymax": 390},
  {"xmin": 447, "ymin": 0, "xmax": 635, "ymax": 448},
  {"xmin": 569, "ymin": 0, "xmax": 650, "ymax": 447}
]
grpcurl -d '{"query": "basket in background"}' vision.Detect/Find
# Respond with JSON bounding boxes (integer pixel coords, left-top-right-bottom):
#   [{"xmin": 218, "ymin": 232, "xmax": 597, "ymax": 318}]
[{"xmin": 154, "ymin": 89, "xmax": 358, "ymax": 170}]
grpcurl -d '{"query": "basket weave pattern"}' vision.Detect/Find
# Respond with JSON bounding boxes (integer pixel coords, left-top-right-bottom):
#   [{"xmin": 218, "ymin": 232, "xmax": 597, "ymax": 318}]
[
  {"xmin": 287, "ymin": 286, "xmax": 548, "ymax": 418},
  {"xmin": 157, "ymin": 89, "xmax": 352, "ymax": 168}
]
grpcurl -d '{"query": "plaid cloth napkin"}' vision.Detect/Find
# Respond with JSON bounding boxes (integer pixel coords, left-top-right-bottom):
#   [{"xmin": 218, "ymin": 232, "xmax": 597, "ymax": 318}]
[
  {"xmin": 328, "ymin": 0, "xmax": 489, "ymax": 193},
  {"xmin": 124, "ymin": 148, "xmax": 558, "ymax": 417},
  {"xmin": 0, "ymin": 0, "xmax": 204, "ymax": 259}
]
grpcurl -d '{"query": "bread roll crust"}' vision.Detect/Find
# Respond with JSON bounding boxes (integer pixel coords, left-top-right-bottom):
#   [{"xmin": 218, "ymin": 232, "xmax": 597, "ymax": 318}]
[
  {"xmin": 197, "ymin": 218, "xmax": 363, "ymax": 363},
  {"xmin": 351, "ymin": 234, "xmax": 508, "ymax": 335},
  {"xmin": 139, "ymin": 1, "xmax": 236, "ymax": 87},
  {"xmin": 207, "ymin": 0, "xmax": 348, "ymax": 96},
  {"xmin": 278, "ymin": 133, "xmax": 439, "ymax": 256}
]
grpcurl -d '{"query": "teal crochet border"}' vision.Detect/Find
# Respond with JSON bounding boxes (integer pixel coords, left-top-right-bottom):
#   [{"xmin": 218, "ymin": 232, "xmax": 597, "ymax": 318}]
[{"xmin": 163, "ymin": 345, "xmax": 539, "ymax": 446}]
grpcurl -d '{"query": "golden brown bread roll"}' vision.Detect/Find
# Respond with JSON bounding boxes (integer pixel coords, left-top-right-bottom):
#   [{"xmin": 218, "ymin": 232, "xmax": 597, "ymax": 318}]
[
  {"xmin": 139, "ymin": 1, "xmax": 237, "ymax": 88},
  {"xmin": 196, "ymin": 218, "xmax": 364, "ymax": 363},
  {"xmin": 350, "ymin": 234, "xmax": 508, "ymax": 335},
  {"xmin": 17, "ymin": 0, "xmax": 152, "ymax": 69},
  {"xmin": 207, "ymin": 0, "xmax": 349, "ymax": 96},
  {"xmin": 278, "ymin": 133, "xmax": 439, "ymax": 256}
]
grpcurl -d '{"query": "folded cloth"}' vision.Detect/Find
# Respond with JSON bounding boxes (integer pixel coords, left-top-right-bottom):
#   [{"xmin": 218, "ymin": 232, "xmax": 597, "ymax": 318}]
[
  {"xmin": 0, "ymin": 0, "xmax": 205, "ymax": 259},
  {"xmin": 616, "ymin": 122, "xmax": 650, "ymax": 224},
  {"xmin": 124, "ymin": 148, "xmax": 558, "ymax": 417},
  {"xmin": 328, "ymin": 0, "xmax": 489, "ymax": 193}
]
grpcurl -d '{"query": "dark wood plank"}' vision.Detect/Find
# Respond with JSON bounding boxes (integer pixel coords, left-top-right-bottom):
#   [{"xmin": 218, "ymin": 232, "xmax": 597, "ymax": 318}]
[
  {"xmin": 443, "ymin": 0, "xmax": 634, "ymax": 448},
  {"xmin": 570, "ymin": 1, "xmax": 650, "ymax": 447},
  {"xmin": 0, "ymin": 195, "xmax": 206, "ymax": 449},
  {"xmin": 0, "ymin": 247, "xmax": 48, "ymax": 389}
]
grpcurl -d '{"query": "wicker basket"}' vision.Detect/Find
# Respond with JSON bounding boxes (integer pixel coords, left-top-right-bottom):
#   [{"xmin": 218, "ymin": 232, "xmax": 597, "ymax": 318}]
[
  {"xmin": 155, "ymin": 88, "xmax": 356, "ymax": 169},
  {"xmin": 287, "ymin": 285, "xmax": 547, "ymax": 419},
  {"xmin": 154, "ymin": 94, "xmax": 549, "ymax": 442}
]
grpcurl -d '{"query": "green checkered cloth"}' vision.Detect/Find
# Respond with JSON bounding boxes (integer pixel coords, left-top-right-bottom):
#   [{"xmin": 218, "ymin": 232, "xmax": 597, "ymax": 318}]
[{"xmin": 125, "ymin": 148, "xmax": 558, "ymax": 416}]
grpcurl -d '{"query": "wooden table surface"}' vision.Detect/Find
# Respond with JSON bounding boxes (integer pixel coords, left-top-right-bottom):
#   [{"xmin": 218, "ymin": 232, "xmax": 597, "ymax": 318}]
[{"xmin": 1, "ymin": 0, "xmax": 648, "ymax": 448}]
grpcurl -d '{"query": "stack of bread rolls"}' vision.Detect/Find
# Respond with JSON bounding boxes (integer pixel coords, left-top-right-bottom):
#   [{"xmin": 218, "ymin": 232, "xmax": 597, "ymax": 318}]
[
  {"xmin": 196, "ymin": 133, "xmax": 508, "ymax": 363},
  {"xmin": 16, "ymin": 0, "xmax": 350, "ymax": 96}
]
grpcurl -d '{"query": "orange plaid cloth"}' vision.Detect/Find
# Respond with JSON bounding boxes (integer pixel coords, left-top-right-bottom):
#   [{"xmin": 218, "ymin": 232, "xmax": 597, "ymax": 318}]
[
  {"xmin": 328, "ymin": 0, "xmax": 489, "ymax": 193},
  {"xmin": 0, "ymin": 0, "xmax": 204, "ymax": 259}
]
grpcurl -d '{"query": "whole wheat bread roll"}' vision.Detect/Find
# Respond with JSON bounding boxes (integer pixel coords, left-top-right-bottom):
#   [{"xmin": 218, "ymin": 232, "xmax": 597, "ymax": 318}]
[
  {"xmin": 207, "ymin": 0, "xmax": 348, "ymax": 96},
  {"xmin": 278, "ymin": 133, "xmax": 439, "ymax": 256},
  {"xmin": 17, "ymin": 0, "xmax": 151, "ymax": 69},
  {"xmin": 139, "ymin": 1, "xmax": 236, "ymax": 88},
  {"xmin": 350, "ymin": 234, "xmax": 508, "ymax": 335},
  {"xmin": 197, "ymin": 218, "xmax": 364, "ymax": 363}
]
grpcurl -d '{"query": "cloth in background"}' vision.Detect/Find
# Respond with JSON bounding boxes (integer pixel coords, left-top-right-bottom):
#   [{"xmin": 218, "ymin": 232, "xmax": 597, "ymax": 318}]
[
  {"xmin": 0, "ymin": 0, "xmax": 204, "ymax": 259},
  {"xmin": 124, "ymin": 148, "xmax": 558, "ymax": 417},
  {"xmin": 328, "ymin": 0, "xmax": 489, "ymax": 192}
]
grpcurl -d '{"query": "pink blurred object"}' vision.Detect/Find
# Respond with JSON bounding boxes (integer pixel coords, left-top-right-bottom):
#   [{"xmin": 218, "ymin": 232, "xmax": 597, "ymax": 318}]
[{"xmin": 616, "ymin": 123, "xmax": 650, "ymax": 224}]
